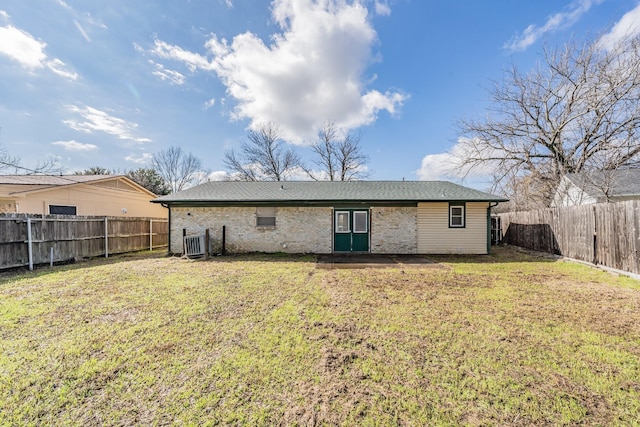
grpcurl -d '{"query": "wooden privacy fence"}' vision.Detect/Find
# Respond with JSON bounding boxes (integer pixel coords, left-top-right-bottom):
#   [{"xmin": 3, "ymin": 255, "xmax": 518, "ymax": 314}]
[
  {"xmin": 497, "ymin": 200, "xmax": 640, "ymax": 275},
  {"xmin": 0, "ymin": 214, "xmax": 168, "ymax": 271}
]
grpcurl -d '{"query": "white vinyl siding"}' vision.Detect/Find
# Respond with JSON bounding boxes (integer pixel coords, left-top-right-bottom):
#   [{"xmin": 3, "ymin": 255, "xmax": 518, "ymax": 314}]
[{"xmin": 417, "ymin": 202, "xmax": 488, "ymax": 254}]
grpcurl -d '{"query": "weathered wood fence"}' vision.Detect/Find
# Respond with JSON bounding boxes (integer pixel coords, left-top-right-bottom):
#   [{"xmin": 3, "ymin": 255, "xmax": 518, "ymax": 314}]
[
  {"xmin": 497, "ymin": 200, "xmax": 640, "ymax": 274},
  {"xmin": 0, "ymin": 214, "xmax": 168, "ymax": 270}
]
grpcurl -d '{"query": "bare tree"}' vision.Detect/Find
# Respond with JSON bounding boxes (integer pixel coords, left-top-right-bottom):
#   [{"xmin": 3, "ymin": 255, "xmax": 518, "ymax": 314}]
[
  {"xmin": 0, "ymin": 143, "xmax": 21, "ymax": 174},
  {"xmin": 1, "ymin": 127, "xmax": 60, "ymax": 174},
  {"xmin": 0, "ymin": 145, "xmax": 59, "ymax": 175},
  {"xmin": 224, "ymin": 122, "xmax": 300, "ymax": 181},
  {"xmin": 456, "ymin": 35, "xmax": 640, "ymax": 206},
  {"xmin": 151, "ymin": 147, "xmax": 205, "ymax": 193},
  {"xmin": 305, "ymin": 122, "xmax": 369, "ymax": 181}
]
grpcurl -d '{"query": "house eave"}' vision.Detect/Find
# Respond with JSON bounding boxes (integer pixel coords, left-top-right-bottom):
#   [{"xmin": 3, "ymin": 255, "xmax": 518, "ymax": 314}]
[{"xmin": 152, "ymin": 198, "xmax": 509, "ymax": 208}]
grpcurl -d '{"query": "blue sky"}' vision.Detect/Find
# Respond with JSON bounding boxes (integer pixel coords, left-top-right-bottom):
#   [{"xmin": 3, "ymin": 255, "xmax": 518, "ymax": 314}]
[{"xmin": 1, "ymin": 0, "xmax": 639, "ymax": 188}]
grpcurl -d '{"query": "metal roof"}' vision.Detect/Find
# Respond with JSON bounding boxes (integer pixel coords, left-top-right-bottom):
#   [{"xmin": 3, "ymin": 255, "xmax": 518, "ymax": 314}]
[
  {"xmin": 565, "ymin": 169, "xmax": 640, "ymax": 198},
  {"xmin": 153, "ymin": 181, "xmax": 508, "ymax": 204}
]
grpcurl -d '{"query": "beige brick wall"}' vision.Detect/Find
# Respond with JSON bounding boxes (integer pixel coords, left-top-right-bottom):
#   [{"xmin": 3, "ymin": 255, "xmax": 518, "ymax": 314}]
[
  {"xmin": 370, "ymin": 206, "xmax": 418, "ymax": 254},
  {"xmin": 171, "ymin": 206, "xmax": 332, "ymax": 254}
]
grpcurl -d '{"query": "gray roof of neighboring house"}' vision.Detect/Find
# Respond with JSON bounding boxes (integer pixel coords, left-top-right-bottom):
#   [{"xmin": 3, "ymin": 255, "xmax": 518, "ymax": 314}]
[
  {"xmin": 564, "ymin": 169, "xmax": 640, "ymax": 198},
  {"xmin": 153, "ymin": 181, "xmax": 508, "ymax": 205}
]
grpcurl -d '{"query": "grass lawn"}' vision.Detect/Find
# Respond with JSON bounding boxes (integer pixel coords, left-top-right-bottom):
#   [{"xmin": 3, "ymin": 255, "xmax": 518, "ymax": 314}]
[{"xmin": 1, "ymin": 247, "xmax": 639, "ymax": 426}]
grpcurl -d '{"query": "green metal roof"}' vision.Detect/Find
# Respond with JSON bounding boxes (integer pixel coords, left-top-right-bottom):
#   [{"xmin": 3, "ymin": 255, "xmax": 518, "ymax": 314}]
[{"xmin": 153, "ymin": 181, "xmax": 508, "ymax": 205}]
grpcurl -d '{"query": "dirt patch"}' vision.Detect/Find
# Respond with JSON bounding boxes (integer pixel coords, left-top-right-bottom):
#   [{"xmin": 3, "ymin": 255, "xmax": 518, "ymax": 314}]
[{"xmin": 316, "ymin": 254, "xmax": 443, "ymax": 269}]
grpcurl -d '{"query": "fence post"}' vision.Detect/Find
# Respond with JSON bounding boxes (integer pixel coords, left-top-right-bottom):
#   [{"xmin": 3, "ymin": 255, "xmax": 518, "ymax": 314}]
[
  {"xmin": 104, "ymin": 217, "xmax": 109, "ymax": 258},
  {"xmin": 149, "ymin": 219, "xmax": 153, "ymax": 251},
  {"xmin": 27, "ymin": 218, "xmax": 33, "ymax": 271}
]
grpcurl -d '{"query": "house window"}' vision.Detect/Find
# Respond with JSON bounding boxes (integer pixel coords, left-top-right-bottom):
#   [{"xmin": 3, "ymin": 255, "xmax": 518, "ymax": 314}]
[
  {"xmin": 256, "ymin": 207, "xmax": 276, "ymax": 227},
  {"xmin": 353, "ymin": 211, "xmax": 368, "ymax": 233},
  {"xmin": 449, "ymin": 202, "xmax": 465, "ymax": 228},
  {"xmin": 49, "ymin": 205, "xmax": 77, "ymax": 215},
  {"xmin": 335, "ymin": 211, "xmax": 350, "ymax": 232}
]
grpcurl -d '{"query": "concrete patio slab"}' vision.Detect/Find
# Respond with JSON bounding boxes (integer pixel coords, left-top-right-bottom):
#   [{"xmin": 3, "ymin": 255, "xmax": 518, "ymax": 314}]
[{"xmin": 316, "ymin": 254, "xmax": 439, "ymax": 269}]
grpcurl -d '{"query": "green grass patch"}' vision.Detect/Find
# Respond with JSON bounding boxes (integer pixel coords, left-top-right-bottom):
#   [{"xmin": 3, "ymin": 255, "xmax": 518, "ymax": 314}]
[{"xmin": 1, "ymin": 248, "xmax": 639, "ymax": 425}]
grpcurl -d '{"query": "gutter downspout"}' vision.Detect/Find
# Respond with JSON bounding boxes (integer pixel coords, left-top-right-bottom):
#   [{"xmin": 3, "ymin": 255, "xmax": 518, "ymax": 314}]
[
  {"xmin": 487, "ymin": 201, "xmax": 500, "ymax": 254},
  {"xmin": 161, "ymin": 203, "xmax": 171, "ymax": 254}
]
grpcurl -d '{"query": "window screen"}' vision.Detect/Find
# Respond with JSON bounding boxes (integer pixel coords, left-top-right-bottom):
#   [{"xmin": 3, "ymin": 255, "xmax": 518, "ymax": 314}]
[
  {"xmin": 256, "ymin": 207, "xmax": 276, "ymax": 227},
  {"xmin": 49, "ymin": 205, "xmax": 77, "ymax": 215}
]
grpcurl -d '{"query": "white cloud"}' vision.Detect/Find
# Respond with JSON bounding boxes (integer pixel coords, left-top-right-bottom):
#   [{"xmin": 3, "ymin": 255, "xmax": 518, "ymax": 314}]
[
  {"xmin": 149, "ymin": 60, "xmax": 186, "ymax": 85},
  {"xmin": 64, "ymin": 105, "xmax": 151, "ymax": 143},
  {"xmin": 146, "ymin": 0, "xmax": 405, "ymax": 143},
  {"xmin": 0, "ymin": 24, "xmax": 78, "ymax": 80},
  {"xmin": 207, "ymin": 170, "xmax": 229, "ymax": 181},
  {"xmin": 505, "ymin": 0, "xmax": 605, "ymax": 52},
  {"xmin": 74, "ymin": 20, "xmax": 91, "ymax": 43},
  {"xmin": 55, "ymin": 0, "xmax": 71, "ymax": 10},
  {"xmin": 47, "ymin": 58, "xmax": 78, "ymax": 80},
  {"xmin": 204, "ymin": 98, "xmax": 216, "ymax": 109},
  {"xmin": 52, "ymin": 140, "xmax": 98, "ymax": 151},
  {"xmin": 598, "ymin": 4, "xmax": 640, "ymax": 50},
  {"xmin": 125, "ymin": 152, "xmax": 153, "ymax": 164},
  {"xmin": 417, "ymin": 139, "xmax": 497, "ymax": 181},
  {"xmin": 0, "ymin": 25, "xmax": 47, "ymax": 68},
  {"xmin": 374, "ymin": 1, "xmax": 391, "ymax": 16},
  {"xmin": 0, "ymin": 10, "xmax": 9, "ymax": 21},
  {"xmin": 148, "ymin": 39, "xmax": 216, "ymax": 72}
]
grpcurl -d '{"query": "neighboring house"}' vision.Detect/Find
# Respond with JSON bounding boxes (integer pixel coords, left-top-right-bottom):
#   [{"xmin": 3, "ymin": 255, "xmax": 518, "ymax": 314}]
[
  {"xmin": 152, "ymin": 181, "xmax": 507, "ymax": 255},
  {"xmin": 552, "ymin": 169, "xmax": 640, "ymax": 207},
  {"xmin": 0, "ymin": 175, "xmax": 167, "ymax": 218}
]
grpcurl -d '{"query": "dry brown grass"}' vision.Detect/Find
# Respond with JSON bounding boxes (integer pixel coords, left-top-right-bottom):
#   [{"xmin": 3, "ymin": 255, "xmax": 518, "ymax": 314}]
[{"xmin": 1, "ymin": 248, "xmax": 639, "ymax": 426}]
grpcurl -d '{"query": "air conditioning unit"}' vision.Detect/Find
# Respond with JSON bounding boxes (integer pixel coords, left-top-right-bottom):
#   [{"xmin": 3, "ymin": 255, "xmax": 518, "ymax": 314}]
[{"xmin": 184, "ymin": 234, "xmax": 206, "ymax": 257}]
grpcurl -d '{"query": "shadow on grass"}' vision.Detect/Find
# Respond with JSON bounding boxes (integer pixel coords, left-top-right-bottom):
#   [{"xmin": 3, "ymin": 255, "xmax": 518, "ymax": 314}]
[
  {"xmin": 428, "ymin": 245, "xmax": 559, "ymax": 265},
  {"xmin": 0, "ymin": 250, "xmax": 169, "ymax": 281},
  {"xmin": 0, "ymin": 246, "xmax": 559, "ymax": 281}
]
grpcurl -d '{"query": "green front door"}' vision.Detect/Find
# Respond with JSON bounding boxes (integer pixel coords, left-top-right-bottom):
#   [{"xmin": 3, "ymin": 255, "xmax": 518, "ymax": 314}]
[{"xmin": 334, "ymin": 209, "xmax": 369, "ymax": 252}]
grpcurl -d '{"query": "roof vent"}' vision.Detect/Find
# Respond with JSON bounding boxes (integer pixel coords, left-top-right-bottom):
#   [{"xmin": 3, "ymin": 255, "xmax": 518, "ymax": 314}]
[{"xmin": 280, "ymin": 184, "xmax": 285, "ymax": 190}]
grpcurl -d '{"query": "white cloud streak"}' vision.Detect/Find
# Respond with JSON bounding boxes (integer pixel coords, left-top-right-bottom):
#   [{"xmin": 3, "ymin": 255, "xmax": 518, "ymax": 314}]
[
  {"xmin": 74, "ymin": 19, "xmax": 91, "ymax": 43},
  {"xmin": 52, "ymin": 140, "xmax": 98, "ymax": 151},
  {"xmin": 125, "ymin": 152, "xmax": 153, "ymax": 164},
  {"xmin": 0, "ymin": 24, "xmax": 78, "ymax": 80},
  {"xmin": 149, "ymin": 60, "xmax": 186, "ymax": 85},
  {"xmin": 504, "ymin": 0, "xmax": 605, "ymax": 52},
  {"xmin": 598, "ymin": 4, "xmax": 640, "ymax": 50},
  {"xmin": 145, "ymin": 0, "xmax": 406, "ymax": 143},
  {"xmin": 63, "ymin": 105, "xmax": 151, "ymax": 143}
]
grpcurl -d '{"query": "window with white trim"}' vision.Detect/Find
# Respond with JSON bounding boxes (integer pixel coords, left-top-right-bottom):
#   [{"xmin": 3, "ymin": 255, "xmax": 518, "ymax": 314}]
[
  {"xmin": 449, "ymin": 203, "xmax": 465, "ymax": 228},
  {"xmin": 335, "ymin": 211, "xmax": 350, "ymax": 232},
  {"xmin": 353, "ymin": 211, "xmax": 368, "ymax": 233},
  {"xmin": 256, "ymin": 207, "xmax": 276, "ymax": 227}
]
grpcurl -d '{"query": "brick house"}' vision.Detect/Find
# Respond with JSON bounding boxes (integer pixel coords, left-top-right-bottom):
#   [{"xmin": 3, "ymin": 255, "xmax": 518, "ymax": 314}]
[{"xmin": 152, "ymin": 181, "xmax": 507, "ymax": 255}]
